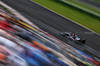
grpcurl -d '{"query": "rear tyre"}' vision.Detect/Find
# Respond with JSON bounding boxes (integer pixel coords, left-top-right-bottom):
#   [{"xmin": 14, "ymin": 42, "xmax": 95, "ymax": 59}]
[{"xmin": 81, "ymin": 39, "xmax": 86, "ymax": 44}]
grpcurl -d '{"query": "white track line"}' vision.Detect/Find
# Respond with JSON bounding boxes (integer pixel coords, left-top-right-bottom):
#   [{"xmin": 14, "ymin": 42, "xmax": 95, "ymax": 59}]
[{"xmin": 30, "ymin": 0, "xmax": 100, "ymax": 36}]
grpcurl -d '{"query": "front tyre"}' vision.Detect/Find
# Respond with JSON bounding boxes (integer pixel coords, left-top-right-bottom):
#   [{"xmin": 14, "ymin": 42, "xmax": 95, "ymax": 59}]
[{"xmin": 60, "ymin": 33, "xmax": 65, "ymax": 37}]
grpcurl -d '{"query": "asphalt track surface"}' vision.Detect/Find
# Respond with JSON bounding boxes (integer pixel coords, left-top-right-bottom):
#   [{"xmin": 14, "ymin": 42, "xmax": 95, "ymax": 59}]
[
  {"xmin": 1, "ymin": 0, "xmax": 100, "ymax": 58},
  {"xmin": 76, "ymin": 0, "xmax": 100, "ymax": 9}
]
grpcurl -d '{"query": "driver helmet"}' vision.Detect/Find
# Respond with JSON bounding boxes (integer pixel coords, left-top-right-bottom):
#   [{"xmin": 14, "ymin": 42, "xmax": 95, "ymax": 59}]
[{"xmin": 72, "ymin": 34, "xmax": 75, "ymax": 37}]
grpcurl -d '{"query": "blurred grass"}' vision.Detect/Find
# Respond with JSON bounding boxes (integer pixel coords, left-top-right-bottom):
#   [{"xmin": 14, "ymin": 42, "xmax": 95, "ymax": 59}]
[
  {"xmin": 93, "ymin": 0, "xmax": 100, "ymax": 2},
  {"xmin": 62, "ymin": 0, "xmax": 100, "ymax": 15},
  {"xmin": 61, "ymin": 0, "xmax": 100, "ymax": 18},
  {"xmin": 32, "ymin": 0, "xmax": 100, "ymax": 34}
]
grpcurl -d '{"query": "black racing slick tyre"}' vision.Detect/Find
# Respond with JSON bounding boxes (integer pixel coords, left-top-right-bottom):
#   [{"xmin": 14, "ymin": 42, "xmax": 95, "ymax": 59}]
[{"xmin": 81, "ymin": 39, "xmax": 86, "ymax": 44}]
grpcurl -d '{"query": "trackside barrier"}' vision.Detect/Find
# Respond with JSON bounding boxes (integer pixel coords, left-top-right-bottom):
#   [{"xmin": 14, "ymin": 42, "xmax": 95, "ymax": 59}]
[
  {"xmin": 0, "ymin": 28, "xmax": 76, "ymax": 66},
  {"xmin": 60, "ymin": 0, "xmax": 100, "ymax": 18},
  {"xmin": 0, "ymin": 28, "xmax": 77, "ymax": 65},
  {"xmin": 1, "ymin": 13, "xmax": 96, "ymax": 65}
]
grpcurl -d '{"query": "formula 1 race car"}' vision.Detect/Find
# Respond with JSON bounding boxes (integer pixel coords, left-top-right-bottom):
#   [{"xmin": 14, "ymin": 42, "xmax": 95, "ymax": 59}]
[{"xmin": 60, "ymin": 32, "xmax": 86, "ymax": 44}]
